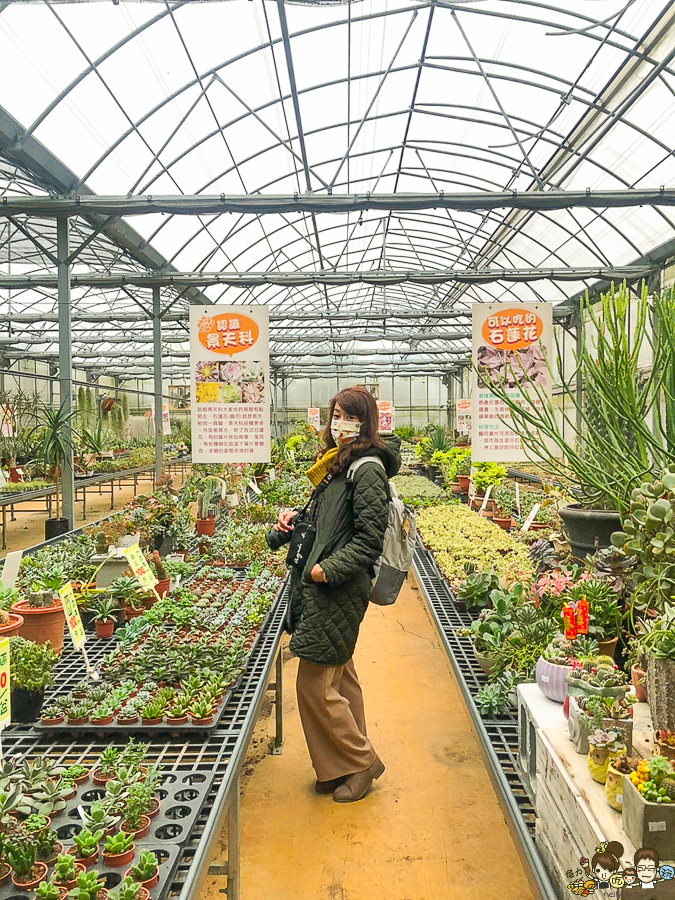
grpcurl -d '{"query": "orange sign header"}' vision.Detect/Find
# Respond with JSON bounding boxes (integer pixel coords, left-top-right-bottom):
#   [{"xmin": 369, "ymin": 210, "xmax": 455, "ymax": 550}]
[
  {"xmin": 481, "ymin": 308, "xmax": 543, "ymax": 350},
  {"xmin": 197, "ymin": 313, "xmax": 260, "ymax": 357}
]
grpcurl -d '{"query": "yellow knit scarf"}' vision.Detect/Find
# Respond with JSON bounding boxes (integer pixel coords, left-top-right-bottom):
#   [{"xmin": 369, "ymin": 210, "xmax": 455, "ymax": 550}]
[{"xmin": 306, "ymin": 448, "xmax": 339, "ymax": 487}]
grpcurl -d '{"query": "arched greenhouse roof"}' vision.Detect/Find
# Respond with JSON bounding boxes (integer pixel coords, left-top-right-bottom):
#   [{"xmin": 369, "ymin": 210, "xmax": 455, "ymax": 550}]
[{"xmin": 0, "ymin": 0, "xmax": 674, "ymax": 379}]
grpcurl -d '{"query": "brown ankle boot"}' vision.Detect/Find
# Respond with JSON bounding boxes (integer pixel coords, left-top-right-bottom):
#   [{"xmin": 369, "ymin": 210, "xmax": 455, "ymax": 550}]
[
  {"xmin": 333, "ymin": 757, "xmax": 385, "ymax": 803},
  {"xmin": 315, "ymin": 776, "xmax": 347, "ymax": 794}
]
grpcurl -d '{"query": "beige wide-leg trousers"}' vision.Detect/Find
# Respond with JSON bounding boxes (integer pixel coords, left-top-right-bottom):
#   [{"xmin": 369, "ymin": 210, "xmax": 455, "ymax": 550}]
[{"xmin": 296, "ymin": 657, "xmax": 378, "ymax": 782}]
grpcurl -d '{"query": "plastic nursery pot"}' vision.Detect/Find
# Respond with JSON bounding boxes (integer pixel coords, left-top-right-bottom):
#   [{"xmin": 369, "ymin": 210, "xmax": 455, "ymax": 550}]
[
  {"xmin": 11, "ymin": 860, "xmax": 48, "ymax": 891},
  {"xmin": 92, "ymin": 768, "xmax": 115, "ymax": 786},
  {"xmin": 95, "ymin": 619, "xmax": 115, "ymax": 638},
  {"xmin": 492, "ymin": 515, "xmax": 512, "ymax": 531},
  {"xmin": 165, "ymin": 715, "xmax": 188, "ymax": 727},
  {"xmin": 124, "ymin": 866, "xmax": 159, "ymax": 891},
  {"xmin": 124, "ymin": 607, "xmax": 145, "ymax": 620},
  {"xmin": 91, "ymin": 714, "xmax": 114, "ymax": 726},
  {"xmin": 115, "ymin": 713, "xmax": 140, "ymax": 726},
  {"xmin": 44, "ymin": 518, "xmax": 70, "ymax": 541},
  {"xmin": 141, "ymin": 716, "xmax": 163, "ymax": 726},
  {"xmin": 155, "ymin": 578, "xmax": 170, "ymax": 598},
  {"xmin": 0, "ymin": 861, "xmax": 10, "ymax": 885},
  {"xmin": 191, "ymin": 713, "xmax": 214, "ymax": 725},
  {"xmin": 11, "ymin": 687, "xmax": 45, "ymax": 723},
  {"xmin": 146, "ymin": 797, "xmax": 161, "ymax": 820},
  {"xmin": 0, "ymin": 612, "xmax": 24, "ymax": 638},
  {"xmin": 43, "ymin": 840, "xmax": 65, "ymax": 864},
  {"xmin": 41, "ymin": 712, "xmax": 65, "ymax": 726},
  {"xmin": 121, "ymin": 816, "xmax": 150, "ymax": 840},
  {"xmin": 102, "ymin": 845, "xmax": 136, "ymax": 867},
  {"xmin": 631, "ymin": 664, "xmax": 648, "ymax": 703},
  {"xmin": 11, "ymin": 597, "xmax": 65, "ymax": 653},
  {"xmin": 67, "ymin": 848, "xmax": 98, "ymax": 868},
  {"xmin": 195, "ymin": 517, "xmax": 216, "ymax": 537},
  {"xmin": 71, "ymin": 770, "xmax": 90, "ymax": 786},
  {"xmin": 558, "ymin": 504, "xmax": 622, "ymax": 562}
]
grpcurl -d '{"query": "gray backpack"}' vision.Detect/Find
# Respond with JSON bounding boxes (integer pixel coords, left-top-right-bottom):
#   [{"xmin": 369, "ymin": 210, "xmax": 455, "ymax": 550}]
[{"xmin": 347, "ymin": 457, "xmax": 417, "ymax": 605}]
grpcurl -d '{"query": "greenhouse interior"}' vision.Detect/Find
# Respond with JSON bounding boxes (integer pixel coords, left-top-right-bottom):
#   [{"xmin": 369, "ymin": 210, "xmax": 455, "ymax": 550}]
[{"xmin": 0, "ymin": 0, "xmax": 675, "ymax": 898}]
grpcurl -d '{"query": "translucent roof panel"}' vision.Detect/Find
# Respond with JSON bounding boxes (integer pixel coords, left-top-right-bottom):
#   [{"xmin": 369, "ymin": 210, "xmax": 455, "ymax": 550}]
[{"xmin": 0, "ymin": 0, "xmax": 674, "ymax": 377}]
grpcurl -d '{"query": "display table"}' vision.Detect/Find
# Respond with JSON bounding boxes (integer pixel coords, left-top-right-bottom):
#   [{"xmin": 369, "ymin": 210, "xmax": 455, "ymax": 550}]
[{"xmin": 518, "ymin": 684, "xmax": 673, "ymax": 899}]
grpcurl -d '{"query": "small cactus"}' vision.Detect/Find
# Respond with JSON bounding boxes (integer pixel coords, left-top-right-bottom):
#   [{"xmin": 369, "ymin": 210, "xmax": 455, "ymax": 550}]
[{"xmin": 661, "ymin": 776, "xmax": 675, "ymax": 800}]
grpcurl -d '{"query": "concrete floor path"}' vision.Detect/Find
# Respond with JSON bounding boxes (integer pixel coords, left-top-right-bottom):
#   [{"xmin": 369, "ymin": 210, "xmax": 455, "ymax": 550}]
[{"xmin": 234, "ymin": 574, "xmax": 534, "ymax": 900}]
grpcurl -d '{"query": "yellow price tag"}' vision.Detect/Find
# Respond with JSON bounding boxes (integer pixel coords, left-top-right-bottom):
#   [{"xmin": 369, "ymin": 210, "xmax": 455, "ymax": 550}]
[
  {"xmin": 0, "ymin": 638, "xmax": 10, "ymax": 728},
  {"xmin": 60, "ymin": 583, "xmax": 86, "ymax": 650},
  {"xmin": 123, "ymin": 544, "xmax": 158, "ymax": 590}
]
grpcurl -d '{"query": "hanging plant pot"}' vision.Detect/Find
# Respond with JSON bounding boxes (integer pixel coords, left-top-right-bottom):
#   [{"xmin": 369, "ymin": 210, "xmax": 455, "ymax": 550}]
[
  {"xmin": 11, "ymin": 598, "xmax": 65, "ymax": 653},
  {"xmin": 558, "ymin": 504, "xmax": 621, "ymax": 562},
  {"xmin": 0, "ymin": 612, "xmax": 23, "ymax": 638},
  {"xmin": 11, "ymin": 688, "xmax": 45, "ymax": 723},
  {"xmin": 196, "ymin": 517, "xmax": 215, "ymax": 537}
]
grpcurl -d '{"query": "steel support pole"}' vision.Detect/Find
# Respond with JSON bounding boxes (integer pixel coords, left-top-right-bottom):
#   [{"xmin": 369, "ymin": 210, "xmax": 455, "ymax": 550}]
[
  {"xmin": 574, "ymin": 303, "xmax": 583, "ymax": 435},
  {"xmin": 281, "ymin": 376, "xmax": 287, "ymax": 437},
  {"xmin": 447, "ymin": 372, "xmax": 454, "ymax": 431},
  {"xmin": 226, "ymin": 778, "xmax": 240, "ymax": 900},
  {"xmin": 152, "ymin": 287, "xmax": 163, "ymax": 480},
  {"xmin": 57, "ymin": 217, "xmax": 75, "ymax": 529},
  {"xmin": 409, "ymin": 377, "xmax": 412, "ymax": 427}
]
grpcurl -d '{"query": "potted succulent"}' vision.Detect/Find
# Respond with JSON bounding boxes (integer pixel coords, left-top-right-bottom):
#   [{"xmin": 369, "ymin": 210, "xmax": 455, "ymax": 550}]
[
  {"xmin": 40, "ymin": 703, "xmax": 64, "ymax": 726},
  {"xmin": 124, "ymin": 850, "xmax": 159, "ymax": 891},
  {"xmin": 108, "ymin": 877, "xmax": 148, "ymax": 900},
  {"xmin": 150, "ymin": 552, "xmax": 169, "ymax": 599},
  {"xmin": 165, "ymin": 696, "xmax": 189, "ymax": 727},
  {"xmin": 7, "ymin": 836, "xmax": 48, "ymax": 890},
  {"xmin": 470, "ymin": 462, "xmax": 505, "ymax": 511},
  {"xmin": 140, "ymin": 699, "xmax": 163, "ymax": 728},
  {"xmin": 568, "ymin": 694, "xmax": 634, "ymax": 755},
  {"xmin": 625, "ymin": 636, "xmax": 648, "ymax": 703},
  {"xmin": 0, "ymin": 586, "xmax": 24, "ymax": 638},
  {"xmin": 456, "ymin": 454, "xmax": 471, "ymax": 494},
  {"xmin": 94, "ymin": 532, "xmax": 110, "ymax": 556},
  {"xmin": 9, "ymin": 637, "xmax": 59, "ymax": 723},
  {"xmin": 101, "ymin": 832, "xmax": 135, "ymax": 868},
  {"xmin": 34, "ymin": 829, "xmax": 62, "ymax": 865},
  {"xmin": 563, "ymin": 578, "xmax": 622, "ymax": 657},
  {"xmin": 67, "ymin": 868, "xmax": 107, "ymax": 900},
  {"xmin": 605, "ymin": 753, "xmax": 635, "ymax": 812},
  {"xmin": 623, "ymin": 755, "xmax": 675, "ymax": 857},
  {"xmin": 82, "ymin": 802, "xmax": 118, "ymax": 837},
  {"xmin": 565, "ymin": 656, "xmax": 629, "ymax": 700},
  {"xmin": 68, "ymin": 830, "xmax": 103, "ymax": 868},
  {"xmin": 34, "ymin": 875, "xmax": 62, "ymax": 900},
  {"xmin": 62, "ymin": 765, "xmax": 89, "ymax": 787},
  {"xmin": 11, "ymin": 585, "xmax": 65, "ymax": 653},
  {"xmin": 92, "ymin": 749, "xmax": 119, "ymax": 786},
  {"xmin": 190, "ymin": 697, "xmax": 214, "ymax": 725},
  {"xmin": 93, "ymin": 598, "xmax": 117, "ymax": 639},
  {"xmin": 535, "ymin": 635, "xmax": 599, "ymax": 704},
  {"xmin": 195, "ymin": 480, "xmax": 217, "ymax": 537},
  {"xmin": 53, "ymin": 854, "xmax": 85, "ymax": 890},
  {"xmin": 31, "ymin": 402, "xmax": 77, "ymax": 541},
  {"xmin": 587, "ymin": 728, "xmax": 626, "ymax": 784}
]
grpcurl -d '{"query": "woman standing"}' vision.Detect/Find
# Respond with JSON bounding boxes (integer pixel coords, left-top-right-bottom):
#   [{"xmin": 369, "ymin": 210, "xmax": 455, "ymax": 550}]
[{"xmin": 275, "ymin": 387, "xmax": 401, "ymax": 802}]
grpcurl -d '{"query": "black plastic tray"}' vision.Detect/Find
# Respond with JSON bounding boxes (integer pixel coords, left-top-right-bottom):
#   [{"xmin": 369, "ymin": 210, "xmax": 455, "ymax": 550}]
[{"xmin": 52, "ymin": 767, "xmax": 213, "ymax": 846}]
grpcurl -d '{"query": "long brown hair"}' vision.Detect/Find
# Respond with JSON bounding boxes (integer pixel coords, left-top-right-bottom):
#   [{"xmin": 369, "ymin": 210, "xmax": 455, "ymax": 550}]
[{"xmin": 319, "ymin": 387, "xmax": 385, "ymax": 474}]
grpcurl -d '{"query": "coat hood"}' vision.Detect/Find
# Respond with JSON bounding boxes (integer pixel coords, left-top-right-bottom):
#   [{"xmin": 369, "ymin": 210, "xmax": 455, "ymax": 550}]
[{"xmin": 364, "ymin": 433, "xmax": 401, "ymax": 478}]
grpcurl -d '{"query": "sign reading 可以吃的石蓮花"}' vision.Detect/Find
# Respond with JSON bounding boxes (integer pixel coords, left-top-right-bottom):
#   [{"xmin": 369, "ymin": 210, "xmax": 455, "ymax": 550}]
[
  {"xmin": 190, "ymin": 306, "xmax": 270, "ymax": 463},
  {"xmin": 471, "ymin": 302, "xmax": 553, "ymax": 463}
]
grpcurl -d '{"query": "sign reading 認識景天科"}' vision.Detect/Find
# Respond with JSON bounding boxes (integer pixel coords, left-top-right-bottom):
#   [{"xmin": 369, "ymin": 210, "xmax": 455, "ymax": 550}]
[
  {"xmin": 190, "ymin": 307, "xmax": 270, "ymax": 463},
  {"xmin": 471, "ymin": 303, "xmax": 553, "ymax": 463},
  {"xmin": 307, "ymin": 408, "xmax": 320, "ymax": 430}
]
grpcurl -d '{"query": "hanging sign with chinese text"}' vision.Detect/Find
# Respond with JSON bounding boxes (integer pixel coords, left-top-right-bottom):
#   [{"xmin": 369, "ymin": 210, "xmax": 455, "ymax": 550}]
[
  {"xmin": 190, "ymin": 307, "xmax": 270, "ymax": 463},
  {"xmin": 123, "ymin": 544, "xmax": 158, "ymax": 591},
  {"xmin": 377, "ymin": 401, "xmax": 394, "ymax": 434},
  {"xmin": 0, "ymin": 639, "xmax": 10, "ymax": 728},
  {"xmin": 59, "ymin": 583, "xmax": 86, "ymax": 650},
  {"xmin": 471, "ymin": 303, "xmax": 553, "ymax": 462},
  {"xmin": 307, "ymin": 408, "xmax": 320, "ymax": 430},
  {"xmin": 456, "ymin": 398, "xmax": 471, "ymax": 434}
]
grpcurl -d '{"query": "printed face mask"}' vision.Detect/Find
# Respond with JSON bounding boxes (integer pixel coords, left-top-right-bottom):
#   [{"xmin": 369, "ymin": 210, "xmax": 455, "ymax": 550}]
[{"xmin": 331, "ymin": 418, "xmax": 362, "ymax": 443}]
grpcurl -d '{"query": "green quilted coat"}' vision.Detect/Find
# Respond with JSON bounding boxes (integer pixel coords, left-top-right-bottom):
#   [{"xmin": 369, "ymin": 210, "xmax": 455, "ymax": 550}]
[{"xmin": 287, "ymin": 435, "xmax": 401, "ymax": 666}]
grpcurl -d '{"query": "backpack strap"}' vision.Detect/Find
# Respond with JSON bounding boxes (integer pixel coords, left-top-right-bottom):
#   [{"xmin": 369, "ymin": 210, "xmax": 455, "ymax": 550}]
[{"xmin": 346, "ymin": 456, "xmax": 390, "ymax": 500}]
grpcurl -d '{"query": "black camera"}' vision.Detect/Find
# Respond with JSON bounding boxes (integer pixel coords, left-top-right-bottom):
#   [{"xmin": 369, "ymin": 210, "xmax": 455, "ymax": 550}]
[{"xmin": 265, "ymin": 521, "xmax": 295, "ymax": 551}]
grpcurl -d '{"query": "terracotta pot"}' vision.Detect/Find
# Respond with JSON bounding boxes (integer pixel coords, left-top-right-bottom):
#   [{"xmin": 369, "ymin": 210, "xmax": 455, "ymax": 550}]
[
  {"xmin": 67, "ymin": 716, "xmax": 88, "ymax": 726},
  {"xmin": 42, "ymin": 841, "xmax": 64, "ymax": 865},
  {"xmin": 191, "ymin": 713, "xmax": 214, "ymax": 725},
  {"xmin": 155, "ymin": 578, "xmax": 170, "ymax": 598},
  {"xmin": 72, "ymin": 770, "xmax": 90, "ymax": 786},
  {"xmin": 11, "ymin": 599, "xmax": 65, "ymax": 653},
  {"xmin": 493, "ymin": 515, "xmax": 512, "ymax": 531},
  {"xmin": 457, "ymin": 475, "xmax": 470, "ymax": 493},
  {"xmin": 95, "ymin": 619, "xmax": 115, "ymax": 638},
  {"xmin": 0, "ymin": 862, "xmax": 10, "ymax": 885},
  {"xmin": 141, "ymin": 716, "xmax": 162, "ymax": 726},
  {"xmin": 631, "ymin": 664, "xmax": 648, "ymax": 703},
  {"xmin": 124, "ymin": 607, "xmax": 145, "ymax": 620},
  {"xmin": 92, "ymin": 768, "xmax": 114, "ymax": 786},
  {"xmin": 536, "ymin": 656, "xmax": 572, "ymax": 704},
  {"xmin": 528, "ymin": 522, "xmax": 550, "ymax": 531},
  {"xmin": 12, "ymin": 861, "xmax": 48, "ymax": 890},
  {"xmin": 597, "ymin": 636, "xmax": 619, "ymax": 658},
  {"xmin": 122, "ymin": 815, "xmax": 150, "ymax": 840},
  {"xmin": 449, "ymin": 482, "xmax": 462, "ymax": 494},
  {"xmin": 0, "ymin": 612, "xmax": 24, "ymax": 638},
  {"xmin": 124, "ymin": 867, "xmax": 159, "ymax": 891},
  {"xmin": 146, "ymin": 796, "xmax": 161, "ymax": 820},
  {"xmin": 40, "ymin": 713, "xmax": 65, "ymax": 726},
  {"xmin": 196, "ymin": 517, "xmax": 215, "ymax": 537},
  {"xmin": 102, "ymin": 846, "xmax": 135, "ymax": 868}
]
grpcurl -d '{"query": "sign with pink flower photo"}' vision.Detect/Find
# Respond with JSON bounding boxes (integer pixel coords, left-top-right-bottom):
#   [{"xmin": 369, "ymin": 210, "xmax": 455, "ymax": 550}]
[
  {"xmin": 190, "ymin": 306, "xmax": 270, "ymax": 463},
  {"xmin": 471, "ymin": 302, "xmax": 553, "ymax": 462}
]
